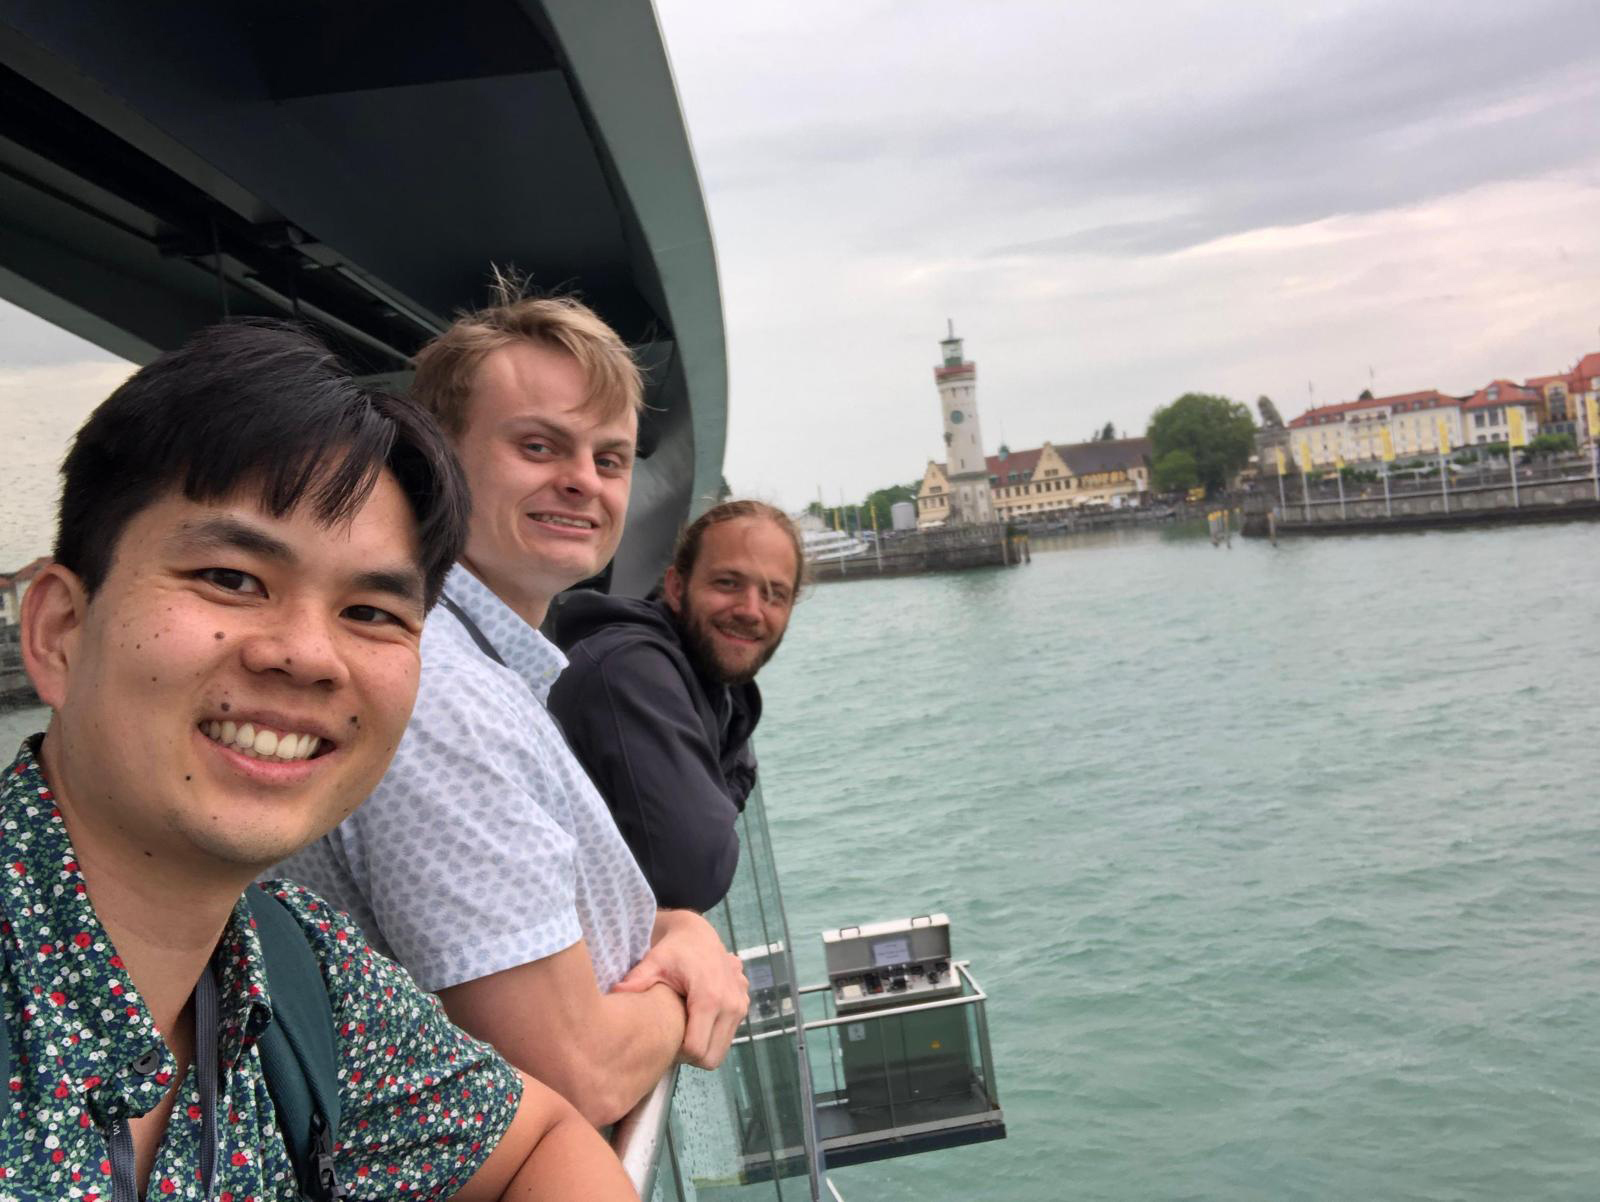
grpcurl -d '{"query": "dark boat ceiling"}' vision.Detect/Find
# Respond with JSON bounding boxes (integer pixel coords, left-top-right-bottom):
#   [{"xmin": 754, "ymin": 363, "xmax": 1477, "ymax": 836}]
[{"xmin": 0, "ymin": 0, "xmax": 727, "ymax": 595}]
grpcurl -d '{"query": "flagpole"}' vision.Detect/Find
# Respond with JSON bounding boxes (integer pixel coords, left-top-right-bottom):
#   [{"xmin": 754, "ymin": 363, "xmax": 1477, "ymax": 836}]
[
  {"xmin": 1440, "ymin": 451, "xmax": 1450, "ymax": 514},
  {"xmin": 1588, "ymin": 396, "xmax": 1600, "ymax": 501},
  {"xmin": 1336, "ymin": 466, "xmax": 1346, "ymax": 519},
  {"xmin": 1378, "ymin": 427, "xmax": 1394, "ymax": 517}
]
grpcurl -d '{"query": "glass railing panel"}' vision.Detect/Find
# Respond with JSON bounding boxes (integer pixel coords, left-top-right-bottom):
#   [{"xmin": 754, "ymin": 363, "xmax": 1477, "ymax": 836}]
[
  {"xmin": 662, "ymin": 774, "xmax": 821, "ymax": 1201},
  {"xmin": 800, "ymin": 967, "xmax": 1002, "ymax": 1152}
]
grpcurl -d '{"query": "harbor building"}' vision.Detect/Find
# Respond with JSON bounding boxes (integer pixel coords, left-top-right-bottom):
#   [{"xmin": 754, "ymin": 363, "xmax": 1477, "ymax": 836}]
[
  {"xmin": 1286, "ymin": 343, "xmax": 1600, "ymax": 469},
  {"xmin": 918, "ymin": 438, "xmax": 1151, "ymax": 526},
  {"xmin": 1290, "ymin": 389, "xmax": 1466, "ymax": 467},
  {"xmin": 930, "ymin": 324, "xmax": 996, "ymax": 526},
  {"xmin": 1461, "ymin": 381, "xmax": 1543, "ymax": 446},
  {"xmin": 1526, "ymin": 350, "xmax": 1600, "ymax": 444}
]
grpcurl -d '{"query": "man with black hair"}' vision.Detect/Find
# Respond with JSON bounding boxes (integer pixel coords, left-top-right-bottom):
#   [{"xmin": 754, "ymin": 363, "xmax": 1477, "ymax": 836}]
[
  {"xmin": 549, "ymin": 500, "xmax": 803, "ymax": 912},
  {"xmin": 4, "ymin": 321, "xmax": 633, "ymax": 1200}
]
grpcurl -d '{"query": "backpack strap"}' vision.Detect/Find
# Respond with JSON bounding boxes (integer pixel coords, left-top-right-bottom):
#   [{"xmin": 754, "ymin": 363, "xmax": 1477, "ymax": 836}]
[
  {"xmin": 439, "ymin": 594, "xmax": 507, "ymax": 667},
  {"xmin": 247, "ymin": 889, "xmax": 347, "ymax": 1201}
]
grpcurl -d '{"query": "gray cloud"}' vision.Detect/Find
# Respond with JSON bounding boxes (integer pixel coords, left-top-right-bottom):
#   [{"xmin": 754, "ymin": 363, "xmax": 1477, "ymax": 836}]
[{"xmin": 687, "ymin": 0, "xmax": 1600, "ymax": 262}]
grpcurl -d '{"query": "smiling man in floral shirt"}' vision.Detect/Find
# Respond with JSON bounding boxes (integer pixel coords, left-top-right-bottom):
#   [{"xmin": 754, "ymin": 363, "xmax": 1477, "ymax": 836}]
[{"xmin": 1, "ymin": 322, "xmax": 634, "ymax": 1200}]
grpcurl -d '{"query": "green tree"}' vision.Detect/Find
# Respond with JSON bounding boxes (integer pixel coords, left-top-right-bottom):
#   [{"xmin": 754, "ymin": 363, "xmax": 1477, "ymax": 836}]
[
  {"xmin": 1152, "ymin": 449, "xmax": 1199, "ymax": 493},
  {"xmin": 1097, "ymin": 421, "xmax": 1117, "ymax": 441},
  {"xmin": 1146, "ymin": 392, "xmax": 1256, "ymax": 493},
  {"xmin": 1526, "ymin": 432, "xmax": 1577, "ymax": 457},
  {"xmin": 804, "ymin": 500, "xmax": 825, "ymax": 519},
  {"xmin": 860, "ymin": 480, "xmax": 922, "ymax": 530},
  {"xmin": 1257, "ymin": 395, "xmax": 1284, "ymax": 428}
]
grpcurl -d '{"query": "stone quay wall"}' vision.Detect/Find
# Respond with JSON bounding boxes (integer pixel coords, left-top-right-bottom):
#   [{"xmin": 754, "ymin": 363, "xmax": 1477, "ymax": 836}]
[
  {"xmin": 809, "ymin": 524, "xmax": 1024, "ymax": 583},
  {"xmin": 1244, "ymin": 468, "xmax": 1600, "ymax": 537}
]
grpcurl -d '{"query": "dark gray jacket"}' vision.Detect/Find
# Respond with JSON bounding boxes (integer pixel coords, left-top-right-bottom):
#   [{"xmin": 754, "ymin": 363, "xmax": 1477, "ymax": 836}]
[{"xmin": 548, "ymin": 594, "xmax": 760, "ymax": 912}]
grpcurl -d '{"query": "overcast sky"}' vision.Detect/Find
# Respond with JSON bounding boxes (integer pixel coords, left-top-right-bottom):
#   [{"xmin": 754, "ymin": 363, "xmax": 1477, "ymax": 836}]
[
  {"xmin": 652, "ymin": 0, "xmax": 1600, "ymax": 507},
  {"xmin": 3, "ymin": 0, "xmax": 1599, "ymax": 536}
]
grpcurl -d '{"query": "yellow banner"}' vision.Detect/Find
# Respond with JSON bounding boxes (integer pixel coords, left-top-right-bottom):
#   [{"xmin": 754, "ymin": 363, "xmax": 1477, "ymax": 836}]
[
  {"xmin": 1334, "ymin": 452, "xmax": 1345, "ymax": 471},
  {"xmin": 1379, "ymin": 427, "xmax": 1395, "ymax": 463},
  {"xmin": 1297, "ymin": 439, "xmax": 1312, "ymax": 473},
  {"xmin": 1587, "ymin": 395, "xmax": 1600, "ymax": 444},
  {"xmin": 1507, "ymin": 406, "xmax": 1527, "ymax": 448},
  {"xmin": 1275, "ymin": 445, "xmax": 1287, "ymax": 476},
  {"xmin": 1437, "ymin": 416, "xmax": 1451, "ymax": 455}
]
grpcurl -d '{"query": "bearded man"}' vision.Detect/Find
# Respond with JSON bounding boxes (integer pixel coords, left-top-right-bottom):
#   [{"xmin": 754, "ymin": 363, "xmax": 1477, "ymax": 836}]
[{"xmin": 549, "ymin": 501, "xmax": 804, "ymax": 913}]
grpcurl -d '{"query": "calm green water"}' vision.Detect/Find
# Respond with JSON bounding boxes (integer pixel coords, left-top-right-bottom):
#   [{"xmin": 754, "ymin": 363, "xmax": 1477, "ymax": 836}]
[
  {"xmin": 5, "ymin": 522, "xmax": 1597, "ymax": 1200},
  {"xmin": 758, "ymin": 522, "xmax": 1600, "ymax": 1201}
]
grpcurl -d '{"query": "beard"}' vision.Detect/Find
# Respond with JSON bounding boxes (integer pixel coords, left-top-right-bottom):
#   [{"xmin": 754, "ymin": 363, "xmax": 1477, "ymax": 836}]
[{"xmin": 677, "ymin": 605, "xmax": 784, "ymax": 687}]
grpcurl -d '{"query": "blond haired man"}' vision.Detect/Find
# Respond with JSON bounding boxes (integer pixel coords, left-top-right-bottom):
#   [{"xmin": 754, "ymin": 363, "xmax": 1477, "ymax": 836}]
[{"xmin": 282, "ymin": 285, "xmax": 748, "ymax": 1127}]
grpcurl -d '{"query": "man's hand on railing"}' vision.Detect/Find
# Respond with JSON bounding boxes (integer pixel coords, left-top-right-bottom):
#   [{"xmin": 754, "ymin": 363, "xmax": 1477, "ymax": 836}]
[{"xmin": 612, "ymin": 910, "xmax": 750, "ymax": 1069}]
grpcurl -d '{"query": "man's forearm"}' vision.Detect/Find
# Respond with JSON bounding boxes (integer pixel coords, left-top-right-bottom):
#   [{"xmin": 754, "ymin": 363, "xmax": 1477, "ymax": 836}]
[
  {"xmin": 439, "ymin": 955, "xmax": 689, "ymax": 1130},
  {"xmin": 581, "ymin": 982, "xmax": 688, "ymax": 1123}
]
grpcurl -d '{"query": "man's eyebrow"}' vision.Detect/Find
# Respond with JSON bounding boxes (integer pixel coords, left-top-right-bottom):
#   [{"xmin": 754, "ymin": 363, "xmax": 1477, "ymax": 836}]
[
  {"xmin": 171, "ymin": 516, "xmax": 297, "ymax": 563},
  {"xmin": 352, "ymin": 567, "xmax": 426, "ymax": 607}
]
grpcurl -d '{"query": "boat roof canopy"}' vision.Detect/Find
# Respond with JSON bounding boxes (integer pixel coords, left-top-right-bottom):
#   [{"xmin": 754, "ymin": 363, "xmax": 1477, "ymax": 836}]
[{"xmin": 0, "ymin": 0, "xmax": 727, "ymax": 593}]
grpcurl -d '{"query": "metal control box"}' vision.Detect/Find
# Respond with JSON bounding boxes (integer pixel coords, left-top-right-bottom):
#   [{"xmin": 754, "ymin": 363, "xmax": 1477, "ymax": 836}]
[
  {"xmin": 732, "ymin": 941, "xmax": 807, "ymax": 1162},
  {"xmin": 823, "ymin": 914, "xmax": 961, "ymax": 1014},
  {"xmin": 822, "ymin": 915, "xmax": 973, "ymax": 1112},
  {"xmin": 740, "ymin": 940, "xmax": 796, "ymax": 1030}
]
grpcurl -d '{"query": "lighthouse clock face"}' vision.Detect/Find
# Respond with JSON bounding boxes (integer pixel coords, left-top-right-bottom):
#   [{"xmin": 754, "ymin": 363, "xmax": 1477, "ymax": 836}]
[{"xmin": 949, "ymin": 408, "xmax": 966, "ymax": 425}]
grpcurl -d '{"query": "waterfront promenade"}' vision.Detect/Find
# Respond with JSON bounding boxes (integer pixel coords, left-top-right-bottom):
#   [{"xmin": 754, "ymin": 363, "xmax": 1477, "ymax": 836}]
[{"xmin": 1245, "ymin": 455, "xmax": 1600, "ymax": 536}]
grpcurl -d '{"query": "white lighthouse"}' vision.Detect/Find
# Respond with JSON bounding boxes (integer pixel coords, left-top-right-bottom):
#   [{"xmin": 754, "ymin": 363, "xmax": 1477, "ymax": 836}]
[{"xmin": 935, "ymin": 322, "xmax": 994, "ymax": 525}]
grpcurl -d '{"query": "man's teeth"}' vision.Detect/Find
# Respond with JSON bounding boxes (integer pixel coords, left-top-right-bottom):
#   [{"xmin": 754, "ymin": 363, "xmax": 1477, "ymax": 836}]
[
  {"xmin": 532, "ymin": 513, "xmax": 595, "ymax": 529},
  {"xmin": 201, "ymin": 720, "xmax": 322, "ymax": 761}
]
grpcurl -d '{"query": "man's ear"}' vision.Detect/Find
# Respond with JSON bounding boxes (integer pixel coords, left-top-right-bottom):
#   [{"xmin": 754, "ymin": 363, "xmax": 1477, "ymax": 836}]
[
  {"xmin": 21, "ymin": 563, "xmax": 89, "ymax": 710},
  {"xmin": 662, "ymin": 565, "xmax": 685, "ymax": 615}
]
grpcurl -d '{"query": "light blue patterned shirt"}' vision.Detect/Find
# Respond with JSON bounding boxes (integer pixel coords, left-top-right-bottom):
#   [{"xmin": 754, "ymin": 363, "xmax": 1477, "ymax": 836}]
[{"xmin": 279, "ymin": 564, "xmax": 657, "ymax": 992}]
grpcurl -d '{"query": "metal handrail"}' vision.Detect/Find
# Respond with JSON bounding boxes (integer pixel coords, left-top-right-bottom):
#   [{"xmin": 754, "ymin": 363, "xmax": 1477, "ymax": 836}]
[
  {"xmin": 798, "ymin": 962, "xmax": 987, "ymax": 1031},
  {"xmin": 609, "ymin": 1065, "xmax": 679, "ymax": 1198}
]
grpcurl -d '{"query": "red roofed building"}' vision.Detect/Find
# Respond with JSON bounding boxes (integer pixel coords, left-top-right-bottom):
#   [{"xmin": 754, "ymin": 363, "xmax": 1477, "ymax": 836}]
[
  {"xmin": 1462, "ymin": 380, "xmax": 1541, "ymax": 446},
  {"xmin": 1524, "ymin": 350, "xmax": 1600, "ymax": 444},
  {"xmin": 1285, "ymin": 389, "xmax": 1466, "ymax": 467},
  {"xmin": 917, "ymin": 438, "xmax": 1151, "ymax": 526}
]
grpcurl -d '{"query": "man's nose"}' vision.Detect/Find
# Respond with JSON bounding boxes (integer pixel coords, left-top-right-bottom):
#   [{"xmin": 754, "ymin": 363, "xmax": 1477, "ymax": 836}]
[
  {"xmin": 556, "ymin": 454, "xmax": 602, "ymax": 497},
  {"xmin": 731, "ymin": 585, "xmax": 764, "ymax": 621},
  {"xmin": 238, "ymin": 604, "xmax": 350, "ymax": 688}
]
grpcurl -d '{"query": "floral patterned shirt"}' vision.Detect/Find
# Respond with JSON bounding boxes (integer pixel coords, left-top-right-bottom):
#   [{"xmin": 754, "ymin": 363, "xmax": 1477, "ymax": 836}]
[{"xmin": 0, "ymin": 737, "xmax": 522, "ymax": 1201}]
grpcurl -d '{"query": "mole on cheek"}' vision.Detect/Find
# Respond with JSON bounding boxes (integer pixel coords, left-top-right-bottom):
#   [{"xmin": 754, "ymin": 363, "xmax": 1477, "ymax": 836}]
[{"xmin": 214, "ymin": 632, "xmax": 224, "ymax": 640}]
